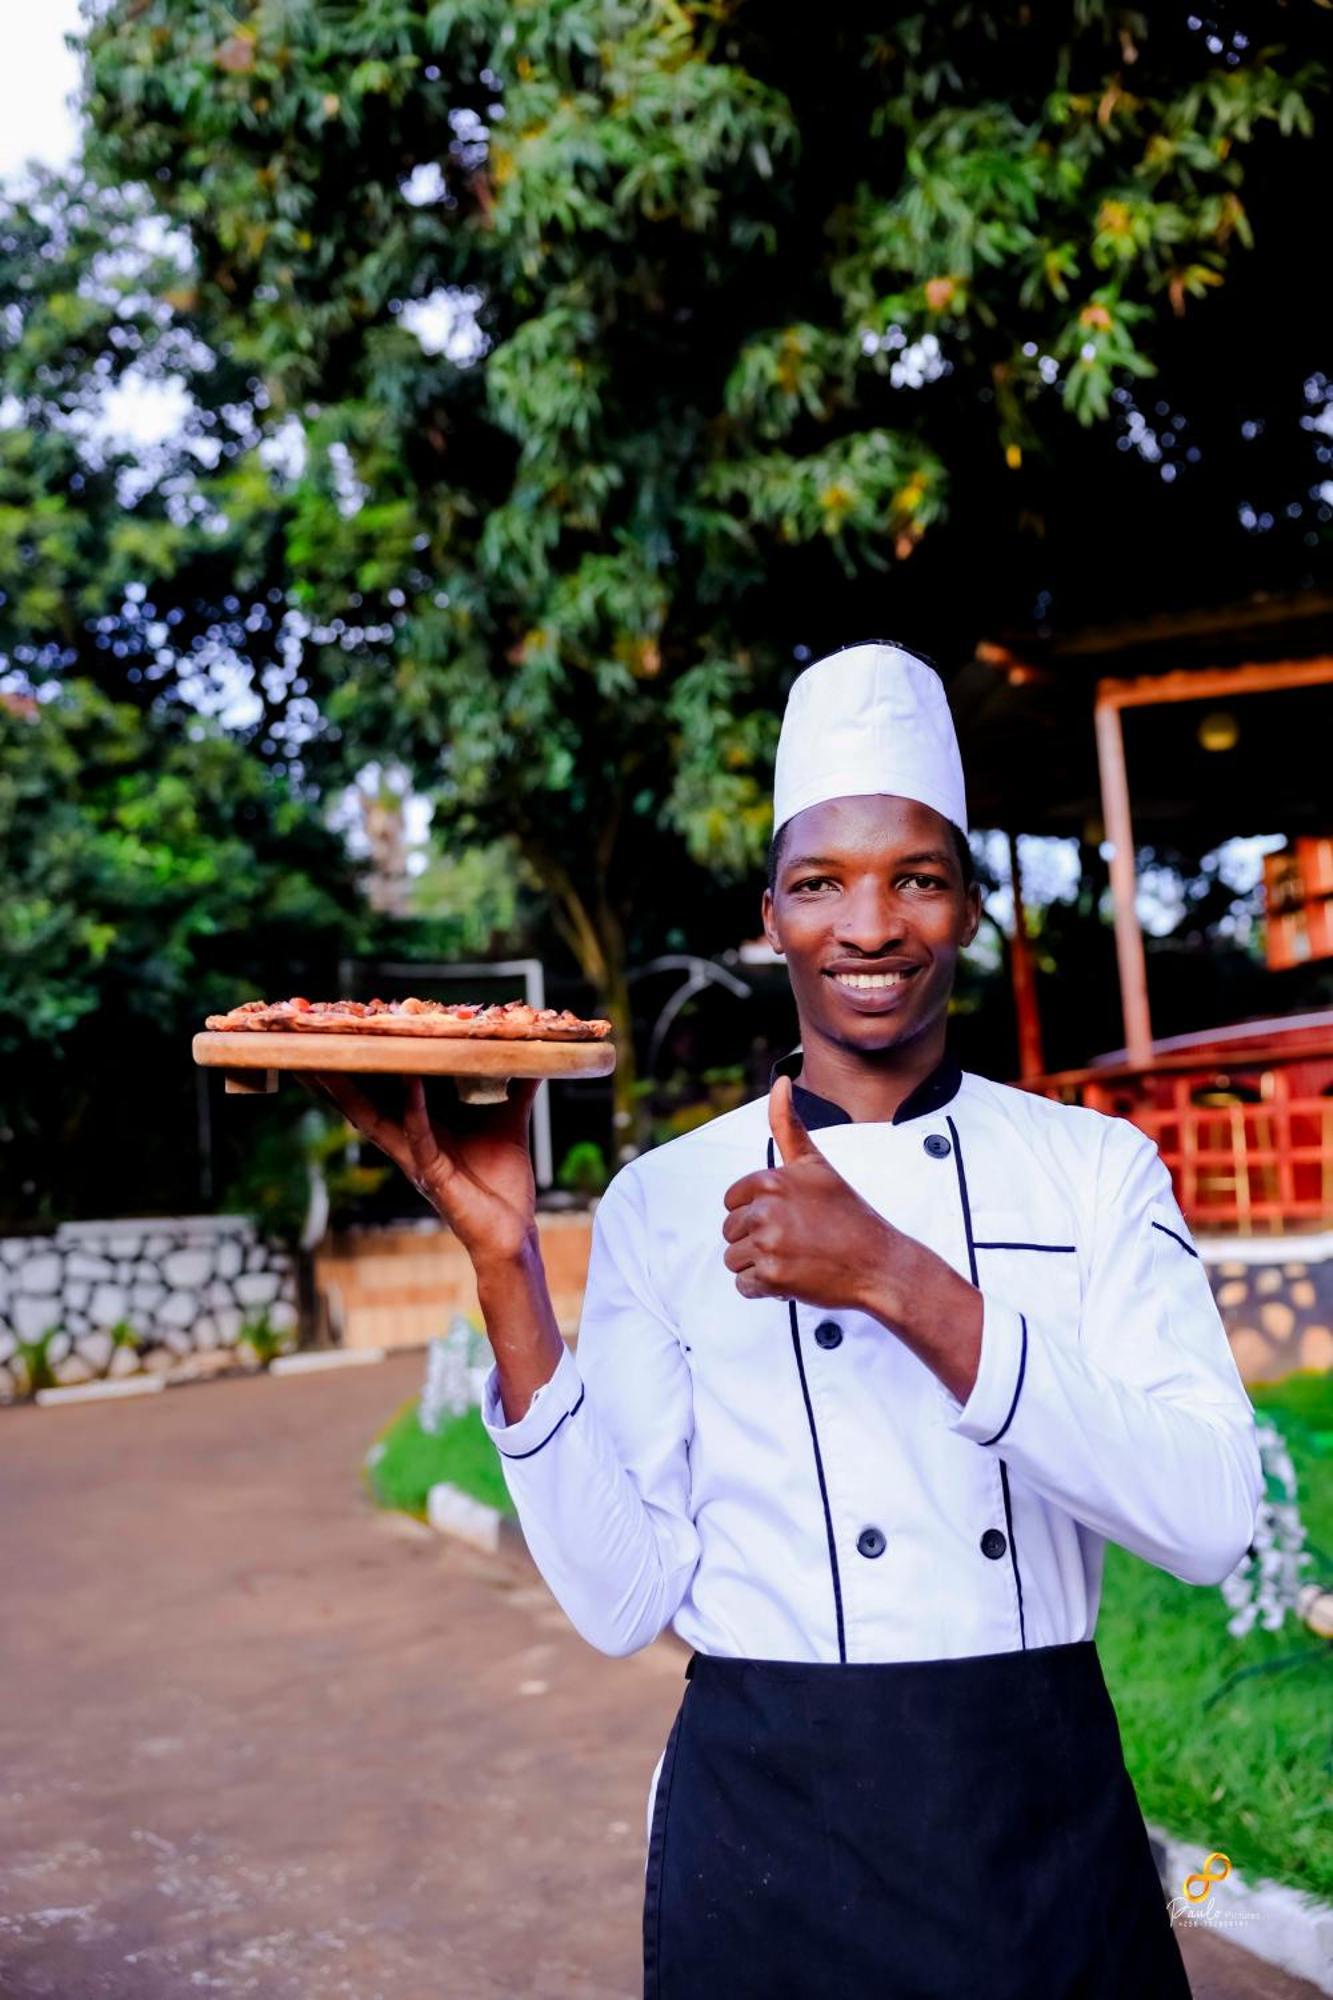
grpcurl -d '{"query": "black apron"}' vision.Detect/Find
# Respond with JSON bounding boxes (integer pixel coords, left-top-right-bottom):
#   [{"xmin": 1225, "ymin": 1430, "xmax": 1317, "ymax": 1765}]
[{"xmin": 642, "ymin": 1638, "xmax": 1190, "ymax": 1999}]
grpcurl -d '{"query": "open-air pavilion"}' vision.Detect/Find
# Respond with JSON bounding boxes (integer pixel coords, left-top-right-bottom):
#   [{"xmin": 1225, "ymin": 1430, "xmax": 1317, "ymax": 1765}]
[{"xmin": 953, "ymin": 590, "xmax": 1333, "ymax": 1235}]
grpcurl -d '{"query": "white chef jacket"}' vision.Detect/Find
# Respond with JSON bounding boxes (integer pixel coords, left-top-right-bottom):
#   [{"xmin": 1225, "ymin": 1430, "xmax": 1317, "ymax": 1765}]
[{"xmin": 481, "ymin": 1046, "xmax": 1264, "ymax": 1668}]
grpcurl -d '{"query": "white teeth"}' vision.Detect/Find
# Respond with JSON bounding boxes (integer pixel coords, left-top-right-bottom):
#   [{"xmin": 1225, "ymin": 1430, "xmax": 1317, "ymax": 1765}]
[{"xmin": 830, "ymin": 971, "xmax": 912, "ymax": 990}]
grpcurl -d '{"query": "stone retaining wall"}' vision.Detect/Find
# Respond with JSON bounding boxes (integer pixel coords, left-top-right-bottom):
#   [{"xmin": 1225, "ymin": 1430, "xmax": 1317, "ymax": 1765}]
[
  {"xmin": 0, "ymin": 1217, "xmax": 296, "ymax": 1398},
  {"xmin": 1200, "ymin": 1242, "xmax": 1333, "ymax": 1382},
  {"xmin": 3, "ymin": 1208, "xmax": 1329, "ymax": 1402}
]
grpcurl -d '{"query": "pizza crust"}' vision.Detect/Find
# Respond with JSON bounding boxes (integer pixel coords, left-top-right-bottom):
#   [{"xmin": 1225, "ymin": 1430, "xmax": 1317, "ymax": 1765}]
[{"xmin": 203, "ymin": 996, "xmax": 612, "ymax": 1041}]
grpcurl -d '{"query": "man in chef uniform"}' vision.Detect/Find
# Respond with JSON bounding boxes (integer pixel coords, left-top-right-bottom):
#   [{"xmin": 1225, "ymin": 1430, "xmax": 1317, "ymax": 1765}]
[{"xmin": 320, "ymin": 642, "xmax": 1264, "ymax": 1997}]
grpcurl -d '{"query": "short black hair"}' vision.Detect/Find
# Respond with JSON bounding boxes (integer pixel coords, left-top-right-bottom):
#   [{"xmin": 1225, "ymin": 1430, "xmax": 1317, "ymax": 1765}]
[
  {"xmin": 826, "ymin": 636, "xmax": 943, "ymax": 675},
  {"xmin": 766, "ymin": 815, "xmax": 976, "ymax": 896}
]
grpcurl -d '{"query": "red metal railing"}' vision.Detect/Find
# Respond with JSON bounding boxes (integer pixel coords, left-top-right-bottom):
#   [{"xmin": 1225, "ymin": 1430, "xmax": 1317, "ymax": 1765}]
[{"xmin": 1018, "ymin": 1040, "xmax": 1333, "ymax": 1234}]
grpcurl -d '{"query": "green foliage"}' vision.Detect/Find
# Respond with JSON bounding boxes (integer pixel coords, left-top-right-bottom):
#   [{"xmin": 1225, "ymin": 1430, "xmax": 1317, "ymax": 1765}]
[
  {"xmin": 400, "ymin": 836, "xmax": 536, "ymax": 954},
  {"xmin": 0, "ymin": 164, "xmax": 378, "ymax": 1220},
  {"xmin": 365, "ymin": 1394, "xmax": 515, "ymax": 1519},
  {"xmin": 0, "ymin": 170, "xmax": 307, "ymax": 746},
  {"xmin": 0, "ymin": 683, "xmax": 357, "ymax": 1053},
  {"xmin": 0, "ymin": 682, "xmax": 364, "ymax": 1221},
  {"xmin": 555, "ymin": 1139, "xmax": 609, "ymax": 1198},
  {"xmin": 72, "ymin": 7, "xmax": 1326, "ymax": 1154},
  {"xmin": 219, "ymin": 1104, "xmax": 390, "ymax": 1244},
  {"xmin": 13, "ymin": 1326, "xmax": 61, "ymax": 1397},
  {"xmin": 1098, "ymin": 1370, "xmax": 1333, "ymax": 1900},
  {"xmin": 6, "ymin": 1322, "xmax": 137, "ymax": 1397},
  {"xmin": 644, "ymin": 1059, "xmax": 749, "ymax": 1145},
  {"xmin": 236, "ymin": 1309, "xmax": 297, "ymax": 1367},
  {"xmin": 1251, "ymin": 1366, "xmax": 1333, "ymax": 1447},
  {"xmin": 1, "ymin": 6, "xmax": 1323, "ymax": 1168}
]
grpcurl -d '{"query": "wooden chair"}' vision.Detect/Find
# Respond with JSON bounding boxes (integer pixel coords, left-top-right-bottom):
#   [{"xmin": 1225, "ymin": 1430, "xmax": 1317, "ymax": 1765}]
[{"xmin": 1188, "ymin": 1076, "xmax": 1281, "ymax": 1232}]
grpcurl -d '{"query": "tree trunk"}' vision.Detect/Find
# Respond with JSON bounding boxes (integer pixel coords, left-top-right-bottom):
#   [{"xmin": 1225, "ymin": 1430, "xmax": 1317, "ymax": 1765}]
[
  {"xmin": 521, "ymin": 843, "xmax": 646, "ymax": 1170},
  {"xmin": 593, "ymin": 892, "xmax": 643, "ymax": 1165},
  {"xmin": 598, "ymin": 954, "xmax": 642, "ymax": 1166}
]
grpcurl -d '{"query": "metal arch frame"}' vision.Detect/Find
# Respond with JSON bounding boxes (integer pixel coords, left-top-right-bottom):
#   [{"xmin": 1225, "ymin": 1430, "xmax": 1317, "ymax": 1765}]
[{"xmin": 627, "ymin": 955, "xmax": 754, "ymax": 1077}]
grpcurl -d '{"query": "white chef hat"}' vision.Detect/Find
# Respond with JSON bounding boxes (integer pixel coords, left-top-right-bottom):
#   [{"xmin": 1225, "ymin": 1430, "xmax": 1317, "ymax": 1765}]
[{"xmin": 772, "ymin": 640, "xmax": 968, "ymax": 838}]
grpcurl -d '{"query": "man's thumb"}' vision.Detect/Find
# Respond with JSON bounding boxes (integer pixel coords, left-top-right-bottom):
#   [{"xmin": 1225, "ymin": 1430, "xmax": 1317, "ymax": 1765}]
[{"xmin": 769, "ymin": 1073, "xmax": 819, "ymax": 1165}]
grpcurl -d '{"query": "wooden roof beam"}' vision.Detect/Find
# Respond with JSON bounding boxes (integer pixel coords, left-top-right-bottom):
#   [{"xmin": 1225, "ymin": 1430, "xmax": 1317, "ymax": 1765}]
[{"xmin": 1097, "ymin": 655, "xmax": 1333, "ymax": 710}]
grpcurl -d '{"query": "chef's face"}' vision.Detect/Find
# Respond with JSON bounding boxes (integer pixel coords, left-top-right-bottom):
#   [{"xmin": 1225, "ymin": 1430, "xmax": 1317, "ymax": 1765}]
[{"xmin": 760, "ymin": 795, "xmax": 981, "ymax": 1056}]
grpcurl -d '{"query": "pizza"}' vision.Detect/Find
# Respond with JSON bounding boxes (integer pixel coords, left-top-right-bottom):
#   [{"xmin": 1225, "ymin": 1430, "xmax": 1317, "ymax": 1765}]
[{"xmin": 203, "ymin": 996, "xmax": 612, "ymax": 1041}]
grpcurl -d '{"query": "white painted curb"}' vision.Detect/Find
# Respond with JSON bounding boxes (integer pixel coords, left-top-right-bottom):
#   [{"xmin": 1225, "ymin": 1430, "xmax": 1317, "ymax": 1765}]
[
  {"xmin": 13, "ymin": 1346, "xmax": 390, "ymax": 1408},
  {"xmin": 269, "ymin": 1348, "xmax": 387, "ymax": 1375},
  {"xmin": 1196, "ymin": 1231, "xmax": 1333, "ymax": 1267},
  {"xmin": 34, "ymin": 1376, "xmax": 167, "ymax": 1407},
  {"xmin": 1149, "ymin": 1823, "xmax": 1333, "ymax": 1992},
  {"xmin": 427, "ymin": 1481, "xmax": 503, "ymax": 1554}
]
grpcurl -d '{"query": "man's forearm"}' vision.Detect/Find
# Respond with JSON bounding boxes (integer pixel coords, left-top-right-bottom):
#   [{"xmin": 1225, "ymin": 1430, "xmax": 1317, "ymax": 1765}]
[
  {"xmin": 857, "ymin": 1228, "xmax": 983, "ymax": 1406},
  {"xmin": 475, "ymin": 1231, "xmax": 566, "ymax": 1425}
]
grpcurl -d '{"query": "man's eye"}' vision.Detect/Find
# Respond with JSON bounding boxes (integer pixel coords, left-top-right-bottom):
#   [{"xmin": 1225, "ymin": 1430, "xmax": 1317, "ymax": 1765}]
[{"xmin": 790, "ymin": 873, "xmax": 945, "ymax": 893}]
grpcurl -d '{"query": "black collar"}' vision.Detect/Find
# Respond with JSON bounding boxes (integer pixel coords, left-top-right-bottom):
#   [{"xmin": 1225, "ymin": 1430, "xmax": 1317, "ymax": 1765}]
[{"xmin": 768, "ymin": 1042, "xmax": 963, "ymax": 1130}]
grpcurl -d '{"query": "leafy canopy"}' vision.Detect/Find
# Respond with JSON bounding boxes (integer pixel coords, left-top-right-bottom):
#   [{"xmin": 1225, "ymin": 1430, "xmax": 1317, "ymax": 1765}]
[
  {"xmin": 0, "ymin": 682, "xmax": 358, "ymax": 1052},
  {"xmin": 78, "ymin": 1, "xmax": 1325, "ymax": 907},
  {"xmin": 0, "ymin": 1, "xmax": 1312, "ymax": 1171}
]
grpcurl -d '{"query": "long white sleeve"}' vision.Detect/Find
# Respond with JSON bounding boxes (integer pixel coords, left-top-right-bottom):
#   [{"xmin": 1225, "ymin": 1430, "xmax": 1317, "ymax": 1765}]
[
  {"xmin": 479, "ymin": 1161, "xmax": 700, "ymax": 1656},
  {"xmin": 944, "ymin": 1117, "xmax": 1264, "ymax": 1587}
]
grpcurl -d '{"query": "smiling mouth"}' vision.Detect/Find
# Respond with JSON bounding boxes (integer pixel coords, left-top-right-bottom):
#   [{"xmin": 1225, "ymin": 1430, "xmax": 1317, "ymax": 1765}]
[{"xmin": 824, "ymin": 968, "xmax": 922, "ymax": 992}]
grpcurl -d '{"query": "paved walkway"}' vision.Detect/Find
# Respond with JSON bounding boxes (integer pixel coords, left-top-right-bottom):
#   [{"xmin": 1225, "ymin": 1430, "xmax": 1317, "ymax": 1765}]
[{"xmin": 0, "ymin": 1356, "xmax": 1323, "ymax": 1998}]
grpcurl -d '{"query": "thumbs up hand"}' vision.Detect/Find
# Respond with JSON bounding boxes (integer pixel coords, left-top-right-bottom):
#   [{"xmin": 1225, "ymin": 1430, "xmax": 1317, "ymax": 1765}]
[
  {"xmin": 721, "ymin": 1075, "xmax": 908, "ymax": 1310},
  {"xmin": 767, "ymin": 1070, "xmax": 824, "ymax": 1169}
]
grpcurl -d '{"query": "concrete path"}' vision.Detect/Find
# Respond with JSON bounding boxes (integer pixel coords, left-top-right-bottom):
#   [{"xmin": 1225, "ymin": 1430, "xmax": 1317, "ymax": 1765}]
[{"xmin": 0, "ymin": 1356, "xmax": 1323, "ymax": 1998}]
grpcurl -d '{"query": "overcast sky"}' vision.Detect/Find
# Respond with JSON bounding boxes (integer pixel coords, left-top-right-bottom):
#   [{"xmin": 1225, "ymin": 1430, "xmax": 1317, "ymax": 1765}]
[{"xmin": 0, "ymin": 1, "xmax": 84, "ymax": 184}]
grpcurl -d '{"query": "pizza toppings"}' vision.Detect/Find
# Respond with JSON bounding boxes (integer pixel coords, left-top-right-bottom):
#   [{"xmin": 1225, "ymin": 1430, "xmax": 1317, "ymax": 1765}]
[{"xmin": 203, "ymin": 996, "xmax": 612, "ymax": 1040}]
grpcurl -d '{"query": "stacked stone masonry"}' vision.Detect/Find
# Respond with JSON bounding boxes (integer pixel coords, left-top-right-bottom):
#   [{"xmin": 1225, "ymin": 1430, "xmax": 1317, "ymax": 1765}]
[
  {"xmin": 2, "ymin": 1210, "xmax": 1329, "ymax": 1403},
  {"xmin": 1206, "ymin": 1253, "xmax": 1333, "ymax": 1382},
  {"xmin": 0, "ymin": 1217, "xmax": 296, "ymax": 1400}
]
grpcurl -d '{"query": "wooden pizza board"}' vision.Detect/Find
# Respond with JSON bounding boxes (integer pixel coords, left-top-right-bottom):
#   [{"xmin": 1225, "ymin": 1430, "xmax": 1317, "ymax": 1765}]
[{"xmin": 193, "ymin": 1031, "xmax": 616, "ymax": 1102}]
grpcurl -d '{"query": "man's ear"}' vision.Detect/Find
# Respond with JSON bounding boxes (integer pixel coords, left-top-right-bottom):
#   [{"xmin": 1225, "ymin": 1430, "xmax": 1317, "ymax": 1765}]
[
  {"xmin": 962, "ymin": 884, "xmax": 983, "ymax": 949},
  {"xmin": 760, "ymin": 886, "xmax": 784, "ymax": 957}
]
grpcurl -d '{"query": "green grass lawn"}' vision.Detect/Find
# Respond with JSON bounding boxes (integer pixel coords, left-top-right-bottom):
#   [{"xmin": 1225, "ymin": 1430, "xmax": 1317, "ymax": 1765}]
[
  {"xmin": 1097, "ymin": 1369, "xmax": 1332, "ymax": 1902},
  {"xmin": 364, "ymin": 1396, "xmax": 516, "ymax": 1520},
  {"xmin": 365, "ymin": 1368, "xmax": 1331, "ymax": 1901}
]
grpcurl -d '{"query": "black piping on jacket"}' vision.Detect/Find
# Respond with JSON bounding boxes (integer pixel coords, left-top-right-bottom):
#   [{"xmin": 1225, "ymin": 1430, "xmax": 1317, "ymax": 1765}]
[
  {"xmin": 946, "ymin": 1113, "xmax": 1028, "ymax": 1651},
  {"xmin": 974, "ymin": 1240, "xmax": 1076, "ymax": 1253},
  {"xmin": 495, "ymin": 1386, "xmax": 586, "ymax": 1459},
  {"xmin": 767, "ymin": 1131, "xmax": 848, "ymax": 1663},
  {"xmin": 1151, "ymin": 1219, "xmax": 1199, "ymax": 1258},
  {"xmin": 759, "ymin": 1043, "xmax": 1029, "ymax": 1658},
  {"xmin": 757, "ymin": 1047, "xmax": 965, "ymax": 1665}
]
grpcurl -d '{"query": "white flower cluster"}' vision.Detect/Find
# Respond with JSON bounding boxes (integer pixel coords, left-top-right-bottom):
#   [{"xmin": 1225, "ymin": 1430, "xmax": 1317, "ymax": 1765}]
[
  {"xmin": 1219, "ymin": 1417, "xmax": 1312, "ymax": 1639},
  {"xmin": 419, "ymin": 1315, "xmax": 492, "ymax": 1435}
]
